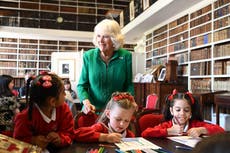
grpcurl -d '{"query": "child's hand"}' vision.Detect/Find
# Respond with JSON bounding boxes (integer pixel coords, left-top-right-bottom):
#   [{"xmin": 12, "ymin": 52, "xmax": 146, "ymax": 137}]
[
  {"xmin": 187, "ymin": 127, "xmax": 207, "ymax": 138},
  {"xmin": 99, "ymin": 133, "xmax": 122, "ymax": 143},
  {"xmin": 47, "ymin": 132, "xmax": 61, "ymax": 146},
  {"xmin": 31, "ymin": 135, "xmax": 50, "ymax": 149},
  {"xmin": 167, "ymin": 124, "xmax": 184, "ymax": 136}
]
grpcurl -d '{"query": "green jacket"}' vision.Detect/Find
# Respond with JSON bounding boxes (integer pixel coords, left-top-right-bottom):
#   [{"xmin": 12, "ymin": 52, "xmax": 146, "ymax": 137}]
[{"xmin": 77, "ymin": 48, "xmax": 134, "ymax": 110}]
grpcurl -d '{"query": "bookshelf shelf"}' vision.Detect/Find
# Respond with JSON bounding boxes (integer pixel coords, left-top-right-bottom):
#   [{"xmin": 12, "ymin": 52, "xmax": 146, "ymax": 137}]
[
  {"xmin": 144, "ymin": 0, "xmax": 230, "ymax": 91},
  {"xmin": 0, "ymin": 31, "xmax": 135, "ymax": 88}
]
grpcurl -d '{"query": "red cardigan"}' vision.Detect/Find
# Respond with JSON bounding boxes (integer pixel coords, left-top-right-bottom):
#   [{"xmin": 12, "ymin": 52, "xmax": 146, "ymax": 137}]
[
  {"xmin": 141, "ymin": 120, "xmax": 225, "ymax": 138},
  {"xmin": 74, "ymin": 122, "xmax": 135, "ymax": 142},
  {"xmin": 13, "ymin": 103, "xmax": 74, "ymax": 147}
]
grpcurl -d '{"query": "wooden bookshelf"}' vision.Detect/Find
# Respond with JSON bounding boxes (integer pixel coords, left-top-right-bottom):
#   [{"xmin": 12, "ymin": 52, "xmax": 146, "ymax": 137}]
[
  {"xmin": 144, "ymin": 0, "xmax": 230, "ymax": 92},
  {"xmin": 0, "ymin": 36, "xmax": 135, "ymax": 88},
  {"xmin": 0, "ymin": 1, "xmax": 132, "ymax": 32}
]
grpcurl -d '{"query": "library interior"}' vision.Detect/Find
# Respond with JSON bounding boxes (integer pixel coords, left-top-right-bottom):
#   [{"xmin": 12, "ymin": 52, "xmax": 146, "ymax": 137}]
[{"xmin": 0, "ymin": 0, "xmax": 230, "ymax": 153}]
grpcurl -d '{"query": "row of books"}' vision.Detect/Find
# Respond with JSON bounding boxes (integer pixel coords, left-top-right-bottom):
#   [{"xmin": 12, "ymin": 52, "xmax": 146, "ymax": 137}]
[
  {"xmin": 215, "ymin": 0, "xmax": 230, "ymax": 8},
  {"xmin": 191, "ymin": 79, "xmax": 211, "ymax": 91},
  {"xmin": 0, "ymin": 69, "xmax": 17, "ymax": 76},
  {"xmin": 152, "ymin": 47, "xmax": 167, "ymax": 56},
  {"xmin": 190, "ymin": 13, "xmax": 211, "ymax": 28},
  {"xmin": 175, "ymin": 53, "xmax": 188, "ymax": 64},
  {"xmin": 169, "ymin": 31, "xmax": 188, "ymax": 44},
  {"xmin": 19, "ymin": 50, "xmax": 37, "ymax": 54},
  {"xmin": 169, "ymin": 15, "xmax": 188, "ymax": 29},
  {"xmin": 153, "ymin": 39, "xmax": 167, "ymax": 48},
  {"xmin": 190, "ymin": 47, "xmax": 211, "ymax": 61},
  {"xmin": 190, "ymin": 33, "xmax": 212, "ymax": 47},
  {"xmin": 214, "ymin": 61, "xmax": 230, "ymax": 75},
  {"xmin": 19, "ymin": 55, "xmax": 37, "ymax": 60},
  {"xmin": 153, "ymin": 25, "xmax": 167, "ymax": 35},
  {"xmin": 39, "ymin": 62, "xmax": 50, "ymax": 68},
  {"xmin": 146, "ymin": 39, "xmax": 152, "ymax": 46},
  {"xmin": 0, "ymin": 61, "xmax": 17, "ymax": 67},
  {"xmin": 153, "ymin": 32, "xmax": 167, "ymax": 42},
  {"xmin": 190, "ymin": 62, "xmax": 211, "ymax": 76},
  {"xmin": 190, "ymin": 23, "xmax": 211, "ymax": 37},
  {"xmin": 150, "ymin": 57, "xmax": 167, "ymax": 66},
  {"xmin": 214, "ymin": 4, "xmax": 230, "ymax": 19},
  {"xmin": 214, "ymin": 16, "xmax": 230, "ymax": 30},
  {"xmin": 190, "ymin": 5, "xmax": 211, "ymax": 19},
  {"xmin": 146, "ymin": 45, "xmax": 152, "ymax": 52},
  {"xmin": 168, "ymin": 41, "xmax": 188, "ymax": 53},
  {"xmin": 214, "ymin": 43, "xmax": 230, "ymax": 57},
  {"xmin": 0, "ymin": 49, "xmax": 17, "ymax": 53},
  {"xmin": 18, "ymin": 62, "xmax": 37, "ymax": 68},
  {"xmin": 169, "ymin": 24, "xmax": 188, "ymax": 36},
  {"xmin": 213, "ymin": 28, "xmax": 230, "ymax": 41},
  {"xmin": 213, "ymin": 79, "xmax": 230, "ymax": 91},
  {"xmin": 0, "ymin": 54, "xmax": 17, "ymax": 59}
]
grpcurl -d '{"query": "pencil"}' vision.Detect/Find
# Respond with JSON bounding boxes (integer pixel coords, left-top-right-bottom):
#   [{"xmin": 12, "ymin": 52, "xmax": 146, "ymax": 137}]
[{"xmin": 174, "ymin": 116, "xmax": 181, "ymax": 126}]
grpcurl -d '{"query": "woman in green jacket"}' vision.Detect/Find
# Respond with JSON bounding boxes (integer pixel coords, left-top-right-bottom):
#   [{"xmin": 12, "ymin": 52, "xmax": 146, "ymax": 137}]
[{"xmin": 77, "ymin": 19, "xmax": 134, "ymax": 114}]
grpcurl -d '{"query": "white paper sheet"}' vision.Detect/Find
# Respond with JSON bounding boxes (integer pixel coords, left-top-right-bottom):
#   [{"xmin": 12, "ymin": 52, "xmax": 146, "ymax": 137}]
[
  {"xmin": 115, "ymin": 137, "xmax": 161, "ymax": 151},
  {"xmin": 167, "ymin": 136, "xmax": 202, "ymax": 148}
]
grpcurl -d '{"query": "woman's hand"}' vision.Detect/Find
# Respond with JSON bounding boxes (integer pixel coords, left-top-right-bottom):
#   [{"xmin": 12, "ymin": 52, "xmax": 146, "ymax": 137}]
[
  {"xmin": 82, "ymin": 99, "xmax": 96, "ymax": 114},
  {"xmin": 99, "ymin": 133, "xmax": 122, "ymax": 143},
  {"xmin": 187, "ymin": 127, "xmax": 207, "ymax": 138},
  {"xmin": 167, "ymin": 124, "xmax": 184, "ymax": 136}
]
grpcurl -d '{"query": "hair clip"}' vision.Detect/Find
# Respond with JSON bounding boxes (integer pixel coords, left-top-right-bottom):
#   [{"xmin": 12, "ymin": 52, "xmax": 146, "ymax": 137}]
[
  {"xmin": 113, "ymin": 93, "xmax": 135, "ymax": 102},
  {"xmin": 39, "ymin": 71, "xmax": 49, "ymax": 75},
  {"xmin": 185, "ymin": 92, "xmax": 195, "ymax": 104},
  {"xmin": 168, "ymin": 89, "xmax": 178, "ymax": 101},
  {"xmin": 41, "ymin": 75, "xmax": 52, "ymax": 88}
]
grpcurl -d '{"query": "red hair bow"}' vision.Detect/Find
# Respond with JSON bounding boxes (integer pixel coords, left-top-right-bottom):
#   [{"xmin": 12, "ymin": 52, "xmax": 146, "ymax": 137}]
[
  {"xmin": 168, "ymin": 89, "xmax": 178, "ymax": 101},
  {"xmin": 185, "ymin": 92, "xmax": 195, "ymax": 105}
]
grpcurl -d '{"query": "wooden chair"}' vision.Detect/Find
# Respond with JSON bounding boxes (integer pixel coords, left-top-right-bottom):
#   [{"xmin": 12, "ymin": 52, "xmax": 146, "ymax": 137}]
[{"xmin": 135, "ymin": 110, "xmax": 163, "ymax": 136}]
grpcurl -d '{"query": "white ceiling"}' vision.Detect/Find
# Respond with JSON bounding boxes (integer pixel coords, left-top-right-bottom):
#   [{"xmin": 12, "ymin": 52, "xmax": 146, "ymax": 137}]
[{"xmin": 122, "ymin": 0, "xmax": 207, "ymax": 43}]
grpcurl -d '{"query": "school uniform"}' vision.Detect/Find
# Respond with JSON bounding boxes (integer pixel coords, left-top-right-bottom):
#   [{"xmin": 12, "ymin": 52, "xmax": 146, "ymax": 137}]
[
  {"xmin": 141, "ymin": 120, "xmax": 225, "ymax": 138},
  {"xmin": 74, "ymin": 122, "xmax": 135, "ymax": 142},
  {"xmin": 13, "ymin": 102, "xmax": 74, "ymax": 147}
]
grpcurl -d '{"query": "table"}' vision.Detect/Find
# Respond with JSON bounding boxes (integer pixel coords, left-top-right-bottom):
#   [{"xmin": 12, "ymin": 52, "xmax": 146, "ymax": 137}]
[
  {"xmin": 57, "ymin": 138, "xmax": 193, "ymax": 153},
  {"xmin": 214, "ymin": 92, "xmax": 230, "ymax": 125}
]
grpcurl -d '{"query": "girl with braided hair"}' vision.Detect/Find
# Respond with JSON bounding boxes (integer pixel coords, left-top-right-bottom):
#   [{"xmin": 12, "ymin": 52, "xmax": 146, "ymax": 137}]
[
  {"xmin": 74, "ymin": 91, "xmax": 137, "ymax": 143},
  {"xmin": 13, "ymin": 72, "xmax": 74, "ymax": 152},
  {"xmin": 142, "ymin": 89, "xmax": 225, "ymax": 138}
]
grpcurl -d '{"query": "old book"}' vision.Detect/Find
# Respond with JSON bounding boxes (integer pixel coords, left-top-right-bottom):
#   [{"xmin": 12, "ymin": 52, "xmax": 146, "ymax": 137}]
[{"xmin": 0, "ymin": 134, "xmax": 42, "ymax": 153}]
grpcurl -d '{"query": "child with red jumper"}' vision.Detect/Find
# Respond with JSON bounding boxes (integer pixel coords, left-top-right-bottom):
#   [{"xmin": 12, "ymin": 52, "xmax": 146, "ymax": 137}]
[
  {"xmin": 142, "ymin": 89, "xmax": 224, "ymax": 138},
  {"xmin": 13, "ymin": 72, "xmax": 74, "ymax": 152},
  {"xmin": 74, "ymin": 92, "xmax": 137, "ymax": 143}
]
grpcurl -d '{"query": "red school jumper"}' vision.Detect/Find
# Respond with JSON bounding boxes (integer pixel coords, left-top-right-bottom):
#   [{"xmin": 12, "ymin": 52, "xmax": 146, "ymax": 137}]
[
  {"xmin": 142, "ymin": 120, "xmax": 225, "ymax": 138},
  {"xmin": 74, "ymin": 122, "xmax": 135, "ymax": 142},
  {"xmin": 13, "ymin": 103, "xmax": 74, "ymax": 147}
]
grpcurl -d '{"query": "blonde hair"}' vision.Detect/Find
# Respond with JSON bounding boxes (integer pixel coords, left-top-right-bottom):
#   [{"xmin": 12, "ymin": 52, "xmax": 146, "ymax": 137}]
[
  {"xmin": 97, "ymin": 92, "xmax": 137, "ymax": 124},
  {"xmin": 92, "ymin": 19, "xmax": 124, "ymax": 50}
]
